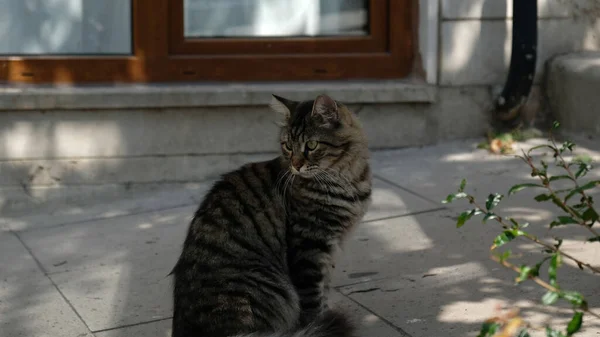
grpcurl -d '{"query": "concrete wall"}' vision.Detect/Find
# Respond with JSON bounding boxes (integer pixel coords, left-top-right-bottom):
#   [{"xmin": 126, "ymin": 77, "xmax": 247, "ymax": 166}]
[
  {"xmin": 435, "ymin": 0, "xmax": 600, "ymax": 86},
  {"xmin": 2, "ymin": 0, "xmax": 600, "ymax": 210},
  {"xmin": 0, "ymin": 86, "xmax": 491, "ymax": 211}
]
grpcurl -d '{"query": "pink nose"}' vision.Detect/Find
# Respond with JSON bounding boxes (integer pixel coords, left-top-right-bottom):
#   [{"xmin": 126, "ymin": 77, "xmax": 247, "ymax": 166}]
[{"xmin": 291, "ymin": 158, "xmax": 303, "ymax": 170}]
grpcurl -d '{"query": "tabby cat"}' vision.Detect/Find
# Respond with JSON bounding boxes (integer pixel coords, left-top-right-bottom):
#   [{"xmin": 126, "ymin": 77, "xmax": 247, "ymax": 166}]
[{"xmin": 171, "ymin": 94, "xmax": 372, "ymax": 337}]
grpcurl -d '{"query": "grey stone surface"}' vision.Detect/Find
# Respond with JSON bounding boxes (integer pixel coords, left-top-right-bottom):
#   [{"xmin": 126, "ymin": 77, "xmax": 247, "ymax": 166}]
[
  {"xmin": 0, "ymin": 81, "xmax": 436, "ymax": 111},
  {"xmin": 49, "ymin": 262, "xmax": 174, "ymax": 332},
  {"xmin": 16, "ymin": 176, "xmax": 438, "ymax": 332},
  {"xmin": 0, "ymin": 107, "xmax": 281, "ymax": 159},
  {"xmin": 0, "ymin": 182, "xmax": 206, "ymax": 223},
  {"xmin": 373, "ymin": 138, "xmax": 600, "ymax": 207},
  {"xmin": 547, "ymin": 52, "xmax": 600, "ymax": 135},
  {"xmin": 365, "ymin": 178, "xmax": 438, "ymax": 222},
  {"xmin": 4, "ymin": 139, "xmax": 600, "ymax": 337},
  {"xmin": 0, "ymin": 233, "xmax": 93, "ymax": 337},
  {"xmin": 441, "ymin": 0, "xmax": 596, "ymax": 19},
  {"xmin": 22, "ymin": 205, "xmax": 192, "ymax": 331},
  {"xmin": 93, "ymin": 291, "xmax": 405, "ymax": 337},
  {"xmin": 0, "ymin": 153, "xmax": 274, "ymax": 187},
  {"xmin": 94, "ymin": 319, "xmax": 172, "ymax": 337},
  {"xmin": 358, "ymin": 87, "xmax": 491, "ymax": 149},
  {"xmin": 1, "ymin": 183, "xmax": 210, "ymax": 231},
  {"xmin": 440, "ymin": 18, "xmax": 600, "ymax": 85},
  {"xmin": 337, "ymin": 211, "xmax": 600, "ymax": 337},
  {"xmin": 0, "ymin": 86, "xmax": 492, "ymax": 211},
  {"xmin": 20, "ymin": 205, "xmax": 194, "ymax": 276}
]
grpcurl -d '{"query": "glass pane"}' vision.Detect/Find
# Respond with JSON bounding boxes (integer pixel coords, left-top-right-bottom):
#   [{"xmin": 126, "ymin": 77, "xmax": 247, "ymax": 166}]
[
  {"xmin": 0, "ymin": 0, "xmax": 132, "ymax": 55},
  {"xmin": 184, "ymin": 0, "xmax": 369, "ymax": 38}
]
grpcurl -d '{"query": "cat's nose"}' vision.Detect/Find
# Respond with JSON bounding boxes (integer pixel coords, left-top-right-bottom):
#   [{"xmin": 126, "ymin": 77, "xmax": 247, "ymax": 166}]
[{"xmin": 291, "ymin": 158, "xmax": 304, "ymax": 170}]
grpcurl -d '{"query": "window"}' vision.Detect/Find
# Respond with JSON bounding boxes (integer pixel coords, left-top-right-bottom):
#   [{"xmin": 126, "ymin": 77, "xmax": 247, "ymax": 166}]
[{"xmin": 0, "ymin": 0, "xmax": 415, "ymax": 83}]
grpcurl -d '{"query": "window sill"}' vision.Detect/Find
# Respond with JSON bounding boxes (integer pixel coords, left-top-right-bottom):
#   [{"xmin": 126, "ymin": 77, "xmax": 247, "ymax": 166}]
[{"xmin": 0, "ymin": 80, "xmax": 436, "ymax": 111}]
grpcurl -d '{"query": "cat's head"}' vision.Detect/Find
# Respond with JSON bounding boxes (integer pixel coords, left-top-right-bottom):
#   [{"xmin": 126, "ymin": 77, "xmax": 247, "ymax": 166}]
[{"xmin": 270, "ymin": 94, "xmax": 367, "ymax": 178}]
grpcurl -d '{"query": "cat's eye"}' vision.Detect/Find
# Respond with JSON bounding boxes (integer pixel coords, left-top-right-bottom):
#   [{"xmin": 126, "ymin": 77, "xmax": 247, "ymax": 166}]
[
  {"xmin": 306, "ymin": 140, "xmax": 318, "ymax": 151},
  {"xmin": 282, "ymin": 142, "xmax": 292, "ymax": 151}
]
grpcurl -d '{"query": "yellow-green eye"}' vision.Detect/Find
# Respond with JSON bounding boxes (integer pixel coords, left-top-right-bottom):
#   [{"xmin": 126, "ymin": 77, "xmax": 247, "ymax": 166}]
[{"xmin": 306, "ymin": 140, "xmax": 318, "ymax": 150}]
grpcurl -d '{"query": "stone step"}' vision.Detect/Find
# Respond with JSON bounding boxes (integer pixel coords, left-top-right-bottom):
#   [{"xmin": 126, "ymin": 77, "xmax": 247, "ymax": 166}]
[{"xmin": 547, "ymin": 52, "xmax": 600, "ymax": 135}]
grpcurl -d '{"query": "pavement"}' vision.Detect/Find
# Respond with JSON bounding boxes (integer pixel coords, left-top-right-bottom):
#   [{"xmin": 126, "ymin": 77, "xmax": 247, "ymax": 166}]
[{"xmin": 1, "ymin": 137, "xmax": 600, "ymax": 337}]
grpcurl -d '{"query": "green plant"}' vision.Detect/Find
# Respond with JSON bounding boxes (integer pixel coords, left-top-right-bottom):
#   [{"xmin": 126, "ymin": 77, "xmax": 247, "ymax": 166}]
[{"xmin": 443, "ymin": 122, "xmax": 599, "ymax": 337}]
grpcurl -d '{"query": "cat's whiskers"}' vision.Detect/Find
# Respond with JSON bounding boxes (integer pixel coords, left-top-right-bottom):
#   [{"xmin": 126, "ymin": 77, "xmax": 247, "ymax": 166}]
[{"xmin": 317, "ymin": 168, "xmax": 359, "ymax": 204}]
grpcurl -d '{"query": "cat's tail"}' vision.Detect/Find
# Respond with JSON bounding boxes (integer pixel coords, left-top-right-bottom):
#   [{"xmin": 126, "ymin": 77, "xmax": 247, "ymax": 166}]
[{"xmin": 244, "ymin": 310, "xmax": 355, "ymax": 337}]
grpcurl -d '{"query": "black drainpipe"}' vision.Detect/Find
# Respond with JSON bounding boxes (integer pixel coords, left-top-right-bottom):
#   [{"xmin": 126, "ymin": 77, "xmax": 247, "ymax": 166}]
[{"xmin": 493, "ymin": 0, "xmax": 538, "ymax": 130}]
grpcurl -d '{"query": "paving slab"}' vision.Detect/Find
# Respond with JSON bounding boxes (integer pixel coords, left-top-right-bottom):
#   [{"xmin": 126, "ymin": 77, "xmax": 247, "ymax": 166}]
[
  {"xmin": 373, "ymin": 138, "xmax": 600, "ymax": 218},
  {"xmin": 94, "ymin": 319, "xmax": 172, "ymax": 337},
  {"xmin": 0, "ymin": 233, "xmax": 93, "ymax": 337},
  {"xmin": 335, "ymin": 210, "xmax": 600, "ymax": 337},
  {"xmin": 18, "ymin": 206, "xmax": 194, "ymax": 332},
  {"xmin": 4, "ymin": 140, "xmax": 600, "ymax": 337},
  {"xmin": 19, "ymin": 206, "xmax": 195, "ymax": 276},
  {"xmin": 365, "ymin": 177, "xmax": 438, "ymax": 222},
  {"xmin": 93, "ymin": 291, "xmax": 404, "ymax": 337},
  {"xmin": 15, "ymin": 174, "xmax": 436, "ymax": 332},
  {"xmin": 0, "ymin": 182, "xmax": 211, "ymax": 232}
]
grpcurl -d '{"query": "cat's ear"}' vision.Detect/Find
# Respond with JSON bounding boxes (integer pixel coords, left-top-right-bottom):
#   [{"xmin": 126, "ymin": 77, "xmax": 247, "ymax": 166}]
[
  {"xmin": 270, "ymin": 94, "xmax": 295, "ymax": 123},
  {"xmin": 311, "ymin": 94, "xmax": 339, "ymax": 124}
]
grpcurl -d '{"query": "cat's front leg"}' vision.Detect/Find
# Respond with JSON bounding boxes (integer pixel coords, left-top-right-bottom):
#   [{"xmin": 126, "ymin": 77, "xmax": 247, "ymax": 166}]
[{"xmin": 288, "ymin": 249, "xmax": 333, "ymax": 325}]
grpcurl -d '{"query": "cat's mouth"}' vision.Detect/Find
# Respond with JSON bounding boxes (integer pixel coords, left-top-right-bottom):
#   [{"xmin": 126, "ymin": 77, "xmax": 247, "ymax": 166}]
[{"xmin": 289, "ymin": 166, "xmax": 322, "ymax": 179}]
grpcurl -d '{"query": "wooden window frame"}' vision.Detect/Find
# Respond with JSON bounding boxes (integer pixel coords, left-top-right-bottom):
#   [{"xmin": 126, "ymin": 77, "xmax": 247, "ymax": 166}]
[{"xmin": 0, "ymin": 0, "xmax": 415, "ymax": 84}]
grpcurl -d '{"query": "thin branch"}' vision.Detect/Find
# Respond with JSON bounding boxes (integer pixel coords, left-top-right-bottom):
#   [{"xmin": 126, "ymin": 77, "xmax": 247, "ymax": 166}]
[
  {"xmin": 469, "ymin": 198, "xmax": 600, "ymax": 274},
  {"xmin": 550, "ymin": 135, "xmax": 599, "ymax": 228},
  {"xmin": 491, "ymin": 255, "xmax": 600, "ymax": 320},
  {"xmin": 523, "ymin": 152, "xmax": 600, "ymax": 240}
]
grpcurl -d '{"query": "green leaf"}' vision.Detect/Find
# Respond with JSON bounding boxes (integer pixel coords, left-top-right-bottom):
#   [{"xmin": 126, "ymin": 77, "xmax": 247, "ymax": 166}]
[
  {"xmin": 456, "ymin": 209, "xmax": 482, "ymax": 228},
  {"xmin": 477, "ymin": 322, "xmax": 500, "ymax": 337},
  {"xmin": 561, "ymin": 291, "xmax": 586, "ymax": 308},
  {"xmin": 485, "ymin": 193, "xmax": 503, "ymax": 211},
  {"xmin": 561, "ymin": 141, "xmax": 576, "ymax": 153},
  {"xmin": 517, "ymin": 265, "xmax": 533, "ymax": 283},
  {"xmin": 522, "ymin": 258, "xmax": 549, "ymax": 282},
  {"xmin": 528, "ymin": 144, "xmax": 554, "ymax": 155},
  {"xmin": 495, "ymin": 249, "xmax": 512, "ymax": 263},
  {"xmin": 459, "ymin": 179, "xmax": 467, "ymax": 192},
  {"xmin": 582, "ymin": 207, "xmax": 599, "ymax": 223},
  {"xmin": 509, "ymin": 183, "xmax": 544, "ymax": 196},
  {"xmin": 542, "ymin": 291, "xmax": 560, "ymax": 305},
  {"xmin": 549, "ymin": 175, "xmax": 573, "ymax": 182},
  {"xmin": 575, "ymin": 163, "xmax": 591, "ymax": 179},
  {"xmin": 535, "ymin": 194, "xmax": 553, "ymax": 202},
  {"xmin": 442, "ymin": 192, "xmax": 468, "ymax": 204},
  {"xmin": 492, "ymin": 231, "xmax": 517, "ymax": 249},
  {"xmin": 566, "ymin": 312, "xmax": 583, "ymax": 336},
  {"xmin": 546, "ymin": 327, "xmax": 566, "ymax": 337},
  {"xmin": 550, "ymin": 216, "xmax": 579, "ymax": 228},
  {"xmin": 553, "ymin": 121, "xmax": 561, "ymax": 129},
  {"xmin": 558, "ymin": 216, "xmax": 578, "ymax": 224},
  {"xmin": 565, "ymin": 180, "xmax": 600, "ymax": 201},
  {"xmin": 518, "ymin": 330, "xmax": 531, "ymax": 337},
  {"xmin": 483, "ymin": 213, "xmax": 499, "ymax": 223},
  {"xmin": 549, "ymin": 253, "xmax": 560, "ymax": 287}
]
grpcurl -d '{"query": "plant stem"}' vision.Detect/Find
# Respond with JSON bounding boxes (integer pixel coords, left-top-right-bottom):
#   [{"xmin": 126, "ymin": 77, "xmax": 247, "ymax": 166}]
[
  {"xmin": 550, "ymin": 135, "xmax": 599, "ymax": 229},
  {"xmin": 470, "ymin": 198, "xmax": 600, "ymax": 274},
  {"xmin": 491, "ymin": 255, "xmax": 600, "ymax": 320},
  {"xmin": 523, "ymin": 152, "xmax": 600, "ymax": 239}
]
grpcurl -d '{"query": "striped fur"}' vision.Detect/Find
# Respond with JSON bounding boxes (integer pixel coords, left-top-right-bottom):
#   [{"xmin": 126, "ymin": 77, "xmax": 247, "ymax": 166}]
[{"xmin": 171, "ymin": 94, "xmax": 371, "ymax": 337}]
